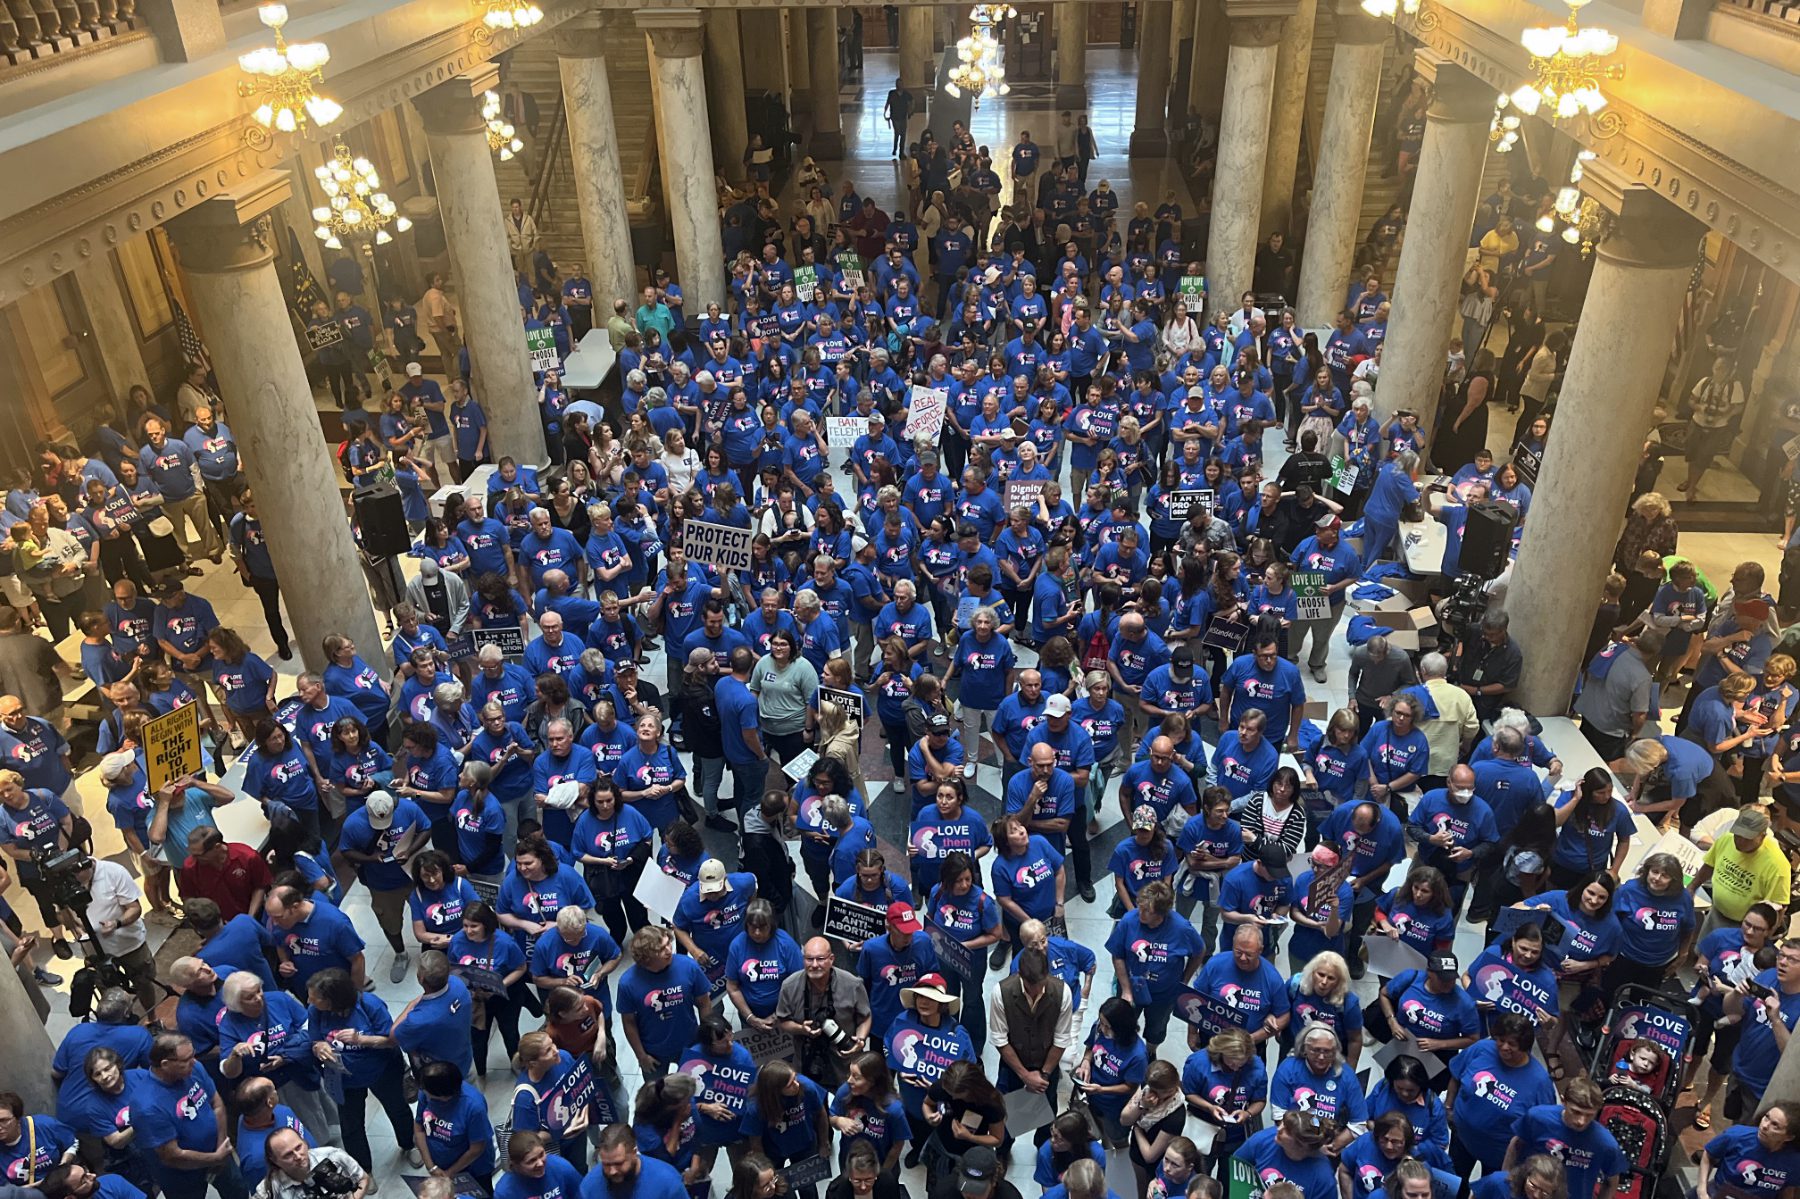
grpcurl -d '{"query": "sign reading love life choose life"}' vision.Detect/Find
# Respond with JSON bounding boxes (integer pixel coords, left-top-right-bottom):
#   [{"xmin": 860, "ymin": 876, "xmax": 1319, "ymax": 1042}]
[{"xmin": 1292, "ymin": 571, "xmax": 1331, "ymax": 621}]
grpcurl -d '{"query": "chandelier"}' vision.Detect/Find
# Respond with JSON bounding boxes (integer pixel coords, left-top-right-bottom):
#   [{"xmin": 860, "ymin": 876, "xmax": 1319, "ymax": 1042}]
[
  {"xmin": 1506, "ymin": 0, "xmax": 1622, "ymax": 123},
  {"xmin": 476, "ymin": 0, "xmax": 541, "ymax": 32},
  {"xmin": 1359, "ymin": 0, "xmax": 1418, "ymax": 21},
  {"xmin": 311, "ymin": 143, "xmax": 412, "ymax": 251},
  {"xmin": 237, "ymin": 4, "xmax": 340, "ymax": 143},
  {"xmin": 1489, "ymin": 99, "xmax": 1522, "ymax": 152},
  {"xmin": 946, "ymin": 5, "xmax": 1008, "ymax": 102},
  {"xmin": 1534, "ymin": 150, "xmax": 1613, "ymax": 256},
  {"xmin": 482, "ymin": 91, "xmax": 525, "ymax": 161}
]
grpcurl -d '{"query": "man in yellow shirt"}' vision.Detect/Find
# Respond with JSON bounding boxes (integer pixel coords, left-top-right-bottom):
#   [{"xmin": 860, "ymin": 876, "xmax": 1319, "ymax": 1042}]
[{"xmin": 1693, "ymin": 806, "xmax": 1792, "ymax": 935}]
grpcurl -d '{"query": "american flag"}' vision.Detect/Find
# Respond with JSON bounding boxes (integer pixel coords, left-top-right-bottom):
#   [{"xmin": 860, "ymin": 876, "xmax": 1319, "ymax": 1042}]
[
  {"xmin": 285, "ymin": 227, "xmax": 329, "ymax": 320},
  {"xmin": 1670, "ymin": 238, "xmax": 1708, "ymax": 366},
  {"xmin": 173, "ymin": 299, "xmax": 211, "ymax": 372}
]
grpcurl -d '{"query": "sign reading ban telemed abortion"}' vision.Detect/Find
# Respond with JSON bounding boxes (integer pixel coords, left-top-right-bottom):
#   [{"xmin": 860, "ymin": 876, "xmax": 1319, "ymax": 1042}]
[{"xmin": 682, "ymin": 519, "xmax": 754, "ymax": 572}]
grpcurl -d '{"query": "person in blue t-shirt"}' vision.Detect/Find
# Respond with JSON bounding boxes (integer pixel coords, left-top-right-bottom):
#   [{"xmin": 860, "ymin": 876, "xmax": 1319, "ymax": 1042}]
[
  {"xmin": 1504, "ymin": 1081, "xmax": 1627, "ymax": 1199},
  {"xmin": 1446, "ymin": 1013, "xmax": 1559, "ymax": 1175},
  {"xmin": 1606, "ymin": 851, "xmax": 1696, "ymax": 994},
  {"xmin": 1269, "ymin": 1023, "xmax": 1367, "ymax": 1135},
  {"xmin": 412, "ymin": 1061, "xmax": 495, "ymax": 1179},
  {"xmin": 1233, "ymin": 1112, "xmax": 1341, "ymax": 1199},
  {"xmin": 1698, "ymin": 1103, "xmax": 1800, "ymax": 1199},
  {"xmin": 1196, "ymin": 926, "xmax": 1292, "ymax": 1044},
  {"xmin": 1318, "ymin": 800, "xmax": 1408, "ymax": 973},
  {"xmin": 1221, "ymin": 636, "xmax": 1306, "ymax": 746},
  {"xmin": 1104, "ymin": 880, "xmax": 1206, "ymax": 1053},
  {"xmin": 616, "ymin": 926, "xmax": 714, "ymax": 1073}
]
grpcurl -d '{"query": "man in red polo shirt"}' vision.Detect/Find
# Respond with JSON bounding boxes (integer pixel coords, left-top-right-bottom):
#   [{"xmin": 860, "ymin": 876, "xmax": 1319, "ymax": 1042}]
[{"xmin": 178, "ymin": 826, "xmax": 272, "ymax": 920}]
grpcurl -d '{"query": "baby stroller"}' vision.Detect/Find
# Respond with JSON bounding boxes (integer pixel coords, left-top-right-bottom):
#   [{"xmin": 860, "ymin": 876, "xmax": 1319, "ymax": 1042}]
[{"xmin": 1586, "ymin": 986, "xmax": 1694, "ymax": 1199}]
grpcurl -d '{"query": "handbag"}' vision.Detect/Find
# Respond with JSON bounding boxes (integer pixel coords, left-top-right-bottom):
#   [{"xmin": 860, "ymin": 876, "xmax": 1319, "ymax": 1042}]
[{"xmin": 147, "ymin": 515, "xmax": 176, "ymax": 538}]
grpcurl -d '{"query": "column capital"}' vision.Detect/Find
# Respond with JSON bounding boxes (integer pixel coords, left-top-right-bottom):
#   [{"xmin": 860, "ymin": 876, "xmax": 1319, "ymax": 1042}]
[
  {"xmin": 1422, "ymin": 62, "xmax": 1495, "ymax": 124},
  {"xmin": 1329, "ymin": 0, "xmax": 1391, "ymax": 43},
  {"xmin": 554, "ymin": 9, "xmax": 617, "ymax": 57},
  {"xmin": 1224, "ymin": 0, "xmax": 1297, "ymax": 43},
  {"xmin": 412, "ymin": 67, "xmax": 502, "ymax": 136},
  {"xmin": 637, "ymin": 7, "xmax": 704, "ymax": 56},
  {"xmin": 167, "ymin": 170, "xmax": 292, "ymax": 274},
  {"xmin": 1597, "ymin": 186, "xmax": 1708, "ymax": 272}
]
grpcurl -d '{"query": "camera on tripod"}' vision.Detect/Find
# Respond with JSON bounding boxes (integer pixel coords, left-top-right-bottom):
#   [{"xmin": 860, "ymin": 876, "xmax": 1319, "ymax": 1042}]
[
  {"xmin": 31, "ymin": 845, "xmax": 134, "ymax": 1015},
  {"xmin": 32, "ymin": 843, "xmax": 92, "ymax": 911}
]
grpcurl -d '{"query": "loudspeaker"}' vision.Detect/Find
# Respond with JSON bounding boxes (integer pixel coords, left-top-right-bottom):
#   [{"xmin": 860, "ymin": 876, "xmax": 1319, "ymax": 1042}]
[
  {"xmin": 1459, "ymin": 499, "xmax": 1518, "ymax": 582},
  {"xmin": 354, "ymin": 483, "xmax": 411, "ymax": 557}
]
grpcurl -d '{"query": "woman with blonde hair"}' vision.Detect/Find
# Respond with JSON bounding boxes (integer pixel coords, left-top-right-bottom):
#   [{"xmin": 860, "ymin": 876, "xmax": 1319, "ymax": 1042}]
[
  {"xmin": 510, "ymin": 1028, "xmax": 593, "ymax": 1167},
  {"xmin": 816, "ymin": 699, "xmax": 867, "ymax": 811},
  {"xmin": 1183, "ymin": 1026, "xmax": 1267, "ymax": 1174},
  {"xmin": 1613, "ymin": 490, "xmax": 1678, "ymax": 573},
  {"xmin": 1286, "ymin": 951, "xmax": 1363, "ymax": 1066}
]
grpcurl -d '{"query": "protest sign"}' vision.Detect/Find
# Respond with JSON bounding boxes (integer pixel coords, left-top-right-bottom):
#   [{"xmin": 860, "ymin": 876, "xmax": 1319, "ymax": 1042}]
[
  {"xmin": 525, "ymin": 325, "xmax": 559, "ymax": 372},
  {"xmin": 1179, "ymin": 275, "xmax": 1206, "ymax": 304},
  {"xmin": 1512, "ymin": 444, "xmax": 1542, "ymax": 489},
  {"xmin": 826, "ymin": 416, "xmax": 867, "ymax": 448},
  {"xmin": 782, "ymin": 748, "xmax": 820, "ymax": 782},
  {"xmin": 823, "ymin": 895, "xmax": 887, "ymax": 945},
  {"xmin": 1201, "ymin": 615, "xmax": 1251, "ymax": 654},
  {"xmin": 305, "ymin": 322, "xmax": 344, "ymax": 350},
  {"xmin": 470, "ymin": 626, "xmax": 525, "ymax": 660},
  {"xmin": 927, "ymin": 925, "xmax": 978, "ymax": 981},
  {"xmin": 732, "ymin": 1026, "xmax": 798, "ymax": 1067},
  {"xmin": 144, "ymin": 703, "xmax": 203, "ymax": 793},
  {"xmin": 1005, "ymin": 480, "xmax": 1047, "ymax": 512},
  {"xmin": 1167, "ymin": 489, "xmax": 1216, "ymax": 519},
  {"xmin": 1172, "ymin": 986, "xmax": 1240, "ymax": 1037},
  {"xmin": 633, "ymin": 866, "xmax": 688, "ymax": 922},
  {"xmin": 1305, "ymin": 853, "xmax": 1354, "ymax": 914},
  {"xmin": 1293, "ymin": 571, "xmax": 1331, "ymax": 621},
  {"xmin": 784, "ymin": 1156, "xmax": 833, "ymax": 1191},
  {"xmin": 794, "ymin": 265, "xmax": 819, "ymax": 303},
  {"xmin": 682, "ymin": 519, "xmax": 755, "ymax": 572},
  {"xmin": 1330, "ymin": 456, "xmax": 1359, "ymax": 496},
  {"xmin": 452, "ymin": 964, "xmax": 507, "ymax": 997},
  {"xmin": 1364, "ymin": 935, "xmax": 1428, "ymax": 979},
  {"xmin": 820, "ymin": 685, "xmax": 864, "ymax": 721},
  {"xmin": 839, "ymin": 254, "xmax": 866, "ymax": 289},
  {"xmin": 904, "ymin": 385, "xmax": 948, "ymax": 442}
]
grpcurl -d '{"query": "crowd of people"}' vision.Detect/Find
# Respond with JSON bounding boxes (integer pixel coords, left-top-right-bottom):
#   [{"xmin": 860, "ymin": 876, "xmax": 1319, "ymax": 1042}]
[{"xmin": 0, "ymin": 58, "xmax": 1793, "ymax": 1199}]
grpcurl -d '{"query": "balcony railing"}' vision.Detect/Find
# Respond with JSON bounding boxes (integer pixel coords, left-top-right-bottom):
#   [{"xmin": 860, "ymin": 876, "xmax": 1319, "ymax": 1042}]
[{"xmin": 2, "ymin": 0, "xmax": 140, "ymax": 69}]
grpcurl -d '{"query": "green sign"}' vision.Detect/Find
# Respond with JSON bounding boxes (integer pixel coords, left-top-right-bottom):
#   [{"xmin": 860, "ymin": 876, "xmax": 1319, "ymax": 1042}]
[
  {"xmin": 525, "ymin": 325, "xmax": 559, "ymax": 372},
  {"xmin": 1293, "ymin": 570, "xmax": 1330, "ymax": 621},
  {"xmin": 795, "ymin": 264, "xmax": 819, "ymax": 303},
  {"xmin": 1228, "ymin": 1152, "xmax": 1258, "ymax": 1199},
  {"xmin": 1179, "ymin": 274, "xmax": 1206, "ymax": 302},
  {"xmin": 838, "ymin": 254, "xmax": 865, "ymax": 289},
  {"xmin": 1329, "ymin": 455, "xmax": 1359, "ymax": 496}
]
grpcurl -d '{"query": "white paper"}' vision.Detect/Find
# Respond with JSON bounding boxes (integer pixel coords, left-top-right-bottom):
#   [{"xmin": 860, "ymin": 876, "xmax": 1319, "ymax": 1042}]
[
  {"xmin": 1190, "ymin": 1119, "xmax": 1219, "ymax": 1155},
  {"xmin": 1003, "ymin": 1087, "xmax": 1053, "ymax": 1132},
  {"xmin": 633, "ymin": 866, "xmax": 689, "ymax": 922},
  {"xmin": 1372, "ymin": 1032, "xmax": 1443, "ymax": 1078},
  {"xmin": 1365, "ymin": 935, "xmax": 1428, "ymax": 979}
]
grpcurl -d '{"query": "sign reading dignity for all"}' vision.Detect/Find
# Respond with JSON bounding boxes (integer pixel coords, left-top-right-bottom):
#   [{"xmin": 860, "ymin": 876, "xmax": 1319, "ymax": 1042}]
[
  {"xmin": 1005, "ymin": 480, "xmax": 1047, "ymax": 513},
  {"xmin": 525, "ymin": 325, "xmax": 559, "ymax": 372},
  {"xmin": 1167, "ymin": 489, "xmax": 1216, "ymax": 519},
  {"xmin": 144, "ymin": 702, "xmax": 204, "ymax": 793},
  {"xmin": 470, "ymin": 626, "xmax": 525, "ymax": 660},
  {"xmin": 904, "ymin": 385, "xmax": 949, "ymax": 443},
  {"xmin": 822, "ymin": 895, "xmax": 887, "ymax": 944},
  {"xmin": 1292, "ymin": 571, "xmax": 1331, "ymax": 621},
  {"xmin": 681, "ymin": 519, "xmax": 755, "ymax": 572}
]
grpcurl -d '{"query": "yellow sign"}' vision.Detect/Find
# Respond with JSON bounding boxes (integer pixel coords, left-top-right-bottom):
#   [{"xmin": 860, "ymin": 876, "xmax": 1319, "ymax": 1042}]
[{"xmin": 143, "ymin": 703, "xmax": 204, "ymax": 794}]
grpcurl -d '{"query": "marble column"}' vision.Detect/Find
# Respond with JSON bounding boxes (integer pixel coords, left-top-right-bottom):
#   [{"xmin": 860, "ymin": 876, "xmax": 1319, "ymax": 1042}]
[
  {"xmin": 1260, "ymin": 0, "xmax": 1316, "ymax": 237},
  {"xmin": 167, "ymin": 172, "xmax": 382, "ymax": 672},
  {"xmin": 1055, "ymin": 1, "xmax": 1087, "ymax": 109},
  {"xmin": 1169, "ymin": 0, "xmax": 1196, "ymax": 105},
  {"xmin": 787, "ymin": 4, "xmax": 809, "ymax": 98},
  {"xmin": 1128, "ymin": 0, "xmax": 1174, "ymax": 156},
  {"xmin": 899, "ymin": 5, "xmax": 933, "ymax": 102},
  {"xmin": 1189, "ymin": 0, "xmax": 1228, "ymax": 121},
  {"xmin": 1203, "ymin": 9, "xmax": 1290, "ymax": 303},
  {"xmin": 739, "ymin": 10, "xmax": 785, "ymax": 92},
  {"xmin": 1507, "ymin": 190, "xmax": 1703, "ymax": 714},
  {"xmin": 1370, "ymin": 63, "xmax": 1492, "ymax": 429},
  {"xmin": 704, "ymin": 10, "xmax": 750, "ymax": 182},
  {"xmin": 0, "ymin": 961, "xmax": 54, "ymax": 1113},
  {"xmin": 640, "ymin": 9, "xmax": 727, "ymax": 308},
  {"xmin": 556, "ymin": 14, "xmax": 641, "ymax": 310},
  {"xmin": 72, "ymin": 254, "xmax": 150, "ymax": 400},
  {"xmin": 1294, "ymin": 3, "xmax": 1387, "ymax": 326},
  {"xmin": 413, "ymin": 76, "xmax": 543, "ymax": 464},
  {"xmin": 807, "ymin": 7, "xmax": 844, "ymax": 158}
]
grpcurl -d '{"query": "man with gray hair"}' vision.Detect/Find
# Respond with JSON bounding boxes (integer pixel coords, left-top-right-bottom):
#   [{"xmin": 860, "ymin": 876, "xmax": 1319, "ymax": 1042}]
[
  {"xmin": 1348, "ymin": 634, "xmax": 1417, "ymax": 735},
  {"xmin": 1471, "ymin": 725, "xmax": 1546, "ymax": 839},
  {"xmin": 775, "ymin": 935, "xmax": 871, "ymax": 1089},
  {"xmin": 1413, "ymin": 651, "xmax": 1477, "ymax": 791},
  {"xmin": 1457, "ymin": 608, "xmax": 1523, "ymax": 724},
  {"xmin": 255, "ymin": 1128, "xmax": 367, "ymax": 1199}
]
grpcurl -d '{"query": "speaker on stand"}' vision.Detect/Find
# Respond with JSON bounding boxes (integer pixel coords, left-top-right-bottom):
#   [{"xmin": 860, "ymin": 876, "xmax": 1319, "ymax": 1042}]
[{"xmin": 352, "ymin": 483, "xmax": 411, "ymax": 558}]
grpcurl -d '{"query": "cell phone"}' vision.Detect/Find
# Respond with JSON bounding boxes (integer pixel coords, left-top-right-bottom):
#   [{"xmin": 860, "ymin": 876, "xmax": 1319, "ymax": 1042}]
[{"xmin": 1745, "ymin": 980, "xmax": 1774, "ymax": 1000}]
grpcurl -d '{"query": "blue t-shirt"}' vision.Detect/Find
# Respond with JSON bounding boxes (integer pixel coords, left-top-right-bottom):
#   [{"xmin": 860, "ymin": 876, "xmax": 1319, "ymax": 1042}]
[
  {"xmin": 1195, "ymin": 950, "xmax": 1291, "ymax": 1033},
  {"xmin": 1083, "ymin": 1031, "xmax": 1147, "ymax": 1119},
  {"xmin": 1446, "ymin": 1039, "xmax": 1558, "ymax": 1164},
  {"xmin": 1233, "ymin": 1126, "xmax": 1339, "ymax": 1199},
  {"xmin": 394, "ymin": 977, "xmax": 475, "ymax": 1075},
  {"xmin": 617, "ymin": 954, "xmax": 713, "ymax": 1061},
  {"xmin": 1733, "ymin": 966, "xmax": 1800, "ymax": 1095},
  {"xmin": 1612, "ymin": 877, "xmax": 1695, "ymax": 966},
  {"xmin": 1511, "ymin": 1104, "xmax": 1627, "ymax": 1199},
  {"xmin": 1105, "ymin": 909, "xmax": 1205, "ymax": 1001},
  {"xmin": 1270, "ymin": 1057, "xmax": 1367, "ymax": 1125},
  {"xmin": 416, "ymin": 1082, "xmax": 495, "ymax": 1175},
  {"xmin": 1383, "ymin": 969, "xmax": 1483, "ymax": 1041},
  {"xmin": 274, "ymin": 899, "xmax": 365, "ymax": 986},
  {"xmin": 724, "ymin": 928, "xmax": 803, "ymax": 1017},
  {"xmin": 1704, "ymin": 1123, "xmax": 1800, "ymax": 1199},
  {"xmin": 132, "ymin": 1067, "xmax": 221, "ymax": 1180},
  {"xmin": 991, "ymin": 836, "xmax": 1066, "ymax": 922}
]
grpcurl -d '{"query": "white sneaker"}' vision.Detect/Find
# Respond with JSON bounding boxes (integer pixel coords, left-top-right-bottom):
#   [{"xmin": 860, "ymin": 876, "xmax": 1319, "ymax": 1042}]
[{"xmin": 962, "ymin": 761, "xmax": 976, "ymax": 780}]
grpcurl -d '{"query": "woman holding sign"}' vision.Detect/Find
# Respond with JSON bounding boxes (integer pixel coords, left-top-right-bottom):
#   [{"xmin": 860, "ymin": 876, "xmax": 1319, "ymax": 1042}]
[
  {"xmin": 741, "ymin": 1061, "xmax": 833, "ymax": 1199},
  {"xmin": 510, "ymin": 1031, "xmax": 594, "ymax": 1169}
]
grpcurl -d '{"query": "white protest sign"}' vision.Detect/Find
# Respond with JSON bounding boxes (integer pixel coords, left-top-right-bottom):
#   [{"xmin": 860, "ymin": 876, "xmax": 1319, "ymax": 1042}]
[
  {"xmin": 1293, "ymin": 571, "xmax": 1331, "ymax": 621},
  {"xmin": 682, "ymin": 519, "xmax": 754, "ymax": 572},
  {"xmin": 633, "ymin": 866, "xmax": 688, "ymax": 922},
  {"xmin": 904, "ymin": 385, "xmax": 948, "ymax": 442},
  {"xmin": 825, "ymin": 416, "xmax": 867, "ymax": 448}
]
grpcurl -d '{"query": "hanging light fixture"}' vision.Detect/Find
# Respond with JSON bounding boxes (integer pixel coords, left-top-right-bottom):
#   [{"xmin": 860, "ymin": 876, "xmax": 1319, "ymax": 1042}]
[
  {"xmin": 1359, "ymin": 0, "xmax": 1418, "ymax": 22},
  {"xmin": 1535, "ymin": 151, "xmax": 1613, "ymax": 257},
  {"xmin": 311, "ymin": 142, "xmax": 412, "ymax": 251},
  {"xmin": 946, "ymin": 4, "xmax": 1008, "ymax": 104},
  {"xmin": 238, "ymin": 3, "xmax": 340, "ymax": 144},
  {"xmin": 1507, "ymin": 0, "xmax": 1622, "ymax": 125},
  {"xmin": 481, "ymin": 91, "xmax": 525, "ymax": 161},
  {"xmin": 475, "ymin": 0, "xmax": 541, "ymax": 33},
  {"xmin": 1488, "ymin": 97, "xmax": 1522, "ymax": 152}
]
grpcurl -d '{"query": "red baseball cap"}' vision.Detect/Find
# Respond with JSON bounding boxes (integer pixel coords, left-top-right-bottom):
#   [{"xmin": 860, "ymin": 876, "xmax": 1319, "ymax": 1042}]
[{"xmin": 886, "ymin": 902, "xmax": 924, "ymax": 934}]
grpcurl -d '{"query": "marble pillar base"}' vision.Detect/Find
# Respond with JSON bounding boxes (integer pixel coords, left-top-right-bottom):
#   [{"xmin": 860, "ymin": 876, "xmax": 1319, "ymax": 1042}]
[
  {"xmin": 1129, "ymin": 128, "xmax": 1169, "ymax": 156},
  {"xmin": 810, "ymin": 129, "xmax": 845, "ymax": 158},
  {"xmin": 1056, "ymin": 83, "xmax": 1089, "ymax": 109}
]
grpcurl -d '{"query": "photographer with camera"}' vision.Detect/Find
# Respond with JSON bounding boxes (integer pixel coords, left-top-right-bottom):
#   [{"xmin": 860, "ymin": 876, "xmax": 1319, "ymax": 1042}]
[
  {"xmin": 775, "ymin": 936, "xmax": 872, "ymax": 1089},
  {"xmin": 71, "ymin": 852, "xmax": 160, "ymax": 1013},
  {"xmin": 254, "ymin": 1128, "xmax": 367, "ymax": 1199},
  {"xmin": 0, "ymin": 769, "xmax": 77, "ymax": 961}
]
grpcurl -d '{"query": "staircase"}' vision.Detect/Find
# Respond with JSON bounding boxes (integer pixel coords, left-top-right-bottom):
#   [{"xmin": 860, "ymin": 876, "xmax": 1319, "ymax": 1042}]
[{"xmin": 492, "ymin": 31, "xmax": 659, "ymax": 275}]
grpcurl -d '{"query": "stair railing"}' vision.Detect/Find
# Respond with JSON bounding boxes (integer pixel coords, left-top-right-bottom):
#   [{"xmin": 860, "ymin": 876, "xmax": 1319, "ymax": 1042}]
[{"xmin": 528, "ymin": 96, "xmax": 567, "ymax": 231}]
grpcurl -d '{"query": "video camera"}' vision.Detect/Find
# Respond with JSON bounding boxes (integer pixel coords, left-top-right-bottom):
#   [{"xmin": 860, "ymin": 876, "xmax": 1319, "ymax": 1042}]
[{"xmin": 29, "ymin": 845, "xmax": 136, "ymax": 1014}]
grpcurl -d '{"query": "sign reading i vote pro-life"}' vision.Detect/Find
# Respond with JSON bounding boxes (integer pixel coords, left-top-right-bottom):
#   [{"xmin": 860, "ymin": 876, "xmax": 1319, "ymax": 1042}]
[
  {"xmin": 682, "ymin": 519, "xmax": 754, "ymax": 572},
  {"xmin": 144, "ymin": 702, "xmax": 204, "ymax": 793}
]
